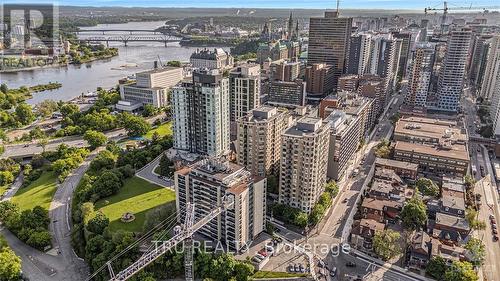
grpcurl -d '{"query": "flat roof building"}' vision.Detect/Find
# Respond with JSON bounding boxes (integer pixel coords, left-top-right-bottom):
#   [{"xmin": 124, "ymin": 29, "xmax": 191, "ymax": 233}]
[
  {"xmin": 279, "ymin": 117, "xmax": 330, "ymax": 213},
  {"xmin": 175, "ymin": 158, "xmax": 266, "ymax": 251}
]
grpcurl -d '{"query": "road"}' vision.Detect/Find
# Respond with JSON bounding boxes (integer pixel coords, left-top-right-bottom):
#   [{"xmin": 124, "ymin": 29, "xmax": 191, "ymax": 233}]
[
  {"xmin": 1, "ymin": 129, "xmax": 127, "ymax": 159},
  {"xmin": 135, "ymin": 152, "xmax": 174, "ymax": 188},
  {"xmin": 47, "ymin": 150, "xmax": 105, "ymax": 281},
  {"xmin": 286, "ymin": 90, "xmax": 410, "ymax": 281},
  {"xmin": 463, "ymin": 87, "xmax": 500, "ymax": 280},
  {"xmin": 1, "ymin": 113, "xmax": 166, "ymax": 159}
]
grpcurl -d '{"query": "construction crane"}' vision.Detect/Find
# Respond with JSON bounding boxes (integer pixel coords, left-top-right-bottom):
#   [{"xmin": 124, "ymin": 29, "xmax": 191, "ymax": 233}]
[
  {"xmin": 425, "ymin": 2, "xmax": 500, "ymax": 32},
  {"xmin": 105, "ymin": 196, "xmax": 234, "ymax": 281}
]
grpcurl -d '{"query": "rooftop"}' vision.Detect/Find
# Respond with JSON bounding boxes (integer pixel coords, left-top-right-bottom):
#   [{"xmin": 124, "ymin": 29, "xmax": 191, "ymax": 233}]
[
  {"xmin": 361, "ymin": 198, "xmax": 403, "ymax": 211},
  {"xmin": 137, "ymin": 66, "xmax": 181, "ymax": 75},
  {"xmin": 375, "ymin": 157, "xmax": 419, "ymax": 171},
  {"xmin": 284, "ymin": 117, "xmax": 326, "ymax": 137},
  {"xmin": 394, "ymin": 141, "xmax": 469, "ymax": 162},
  {"xmin": 435, "ymin": 212, "xmax": 469, "ymax": 231},
  {"xmin": 394, "ymin": 117, "xmax": 466, "ymax": 144}
]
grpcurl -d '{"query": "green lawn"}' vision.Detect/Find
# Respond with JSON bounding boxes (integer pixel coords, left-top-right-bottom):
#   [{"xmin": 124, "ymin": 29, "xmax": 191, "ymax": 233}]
[
  {"xmin": 253, "ymin": 271, "xmax": 309, "ymax": 279},
  {"xmin": 144, "ymin": 122, "xmax": 172, "ymax": 139},
  {"xmin": 95, "ymin": 176, "xmax": 175, "ymax": 233},
  {"xmin": 11, "ymin": 170, "xmax": 58, "ymax": 211}
]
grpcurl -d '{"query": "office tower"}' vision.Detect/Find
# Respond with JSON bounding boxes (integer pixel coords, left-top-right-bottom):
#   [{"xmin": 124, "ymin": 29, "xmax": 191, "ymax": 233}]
[
  {"xmin": 367, "ymin": 35, "xmax": 400, "ymax": 91},
  {"xmin": 175, "ymin": 158, "xmax": 266, "ymax": 251},
  {"xmin": 270, "ymin": 60, "xmax": 300, "ymax": 82},
  {"xmin": 325, "ymin": 110, "xmax": 361, "ymax": 180},
  {"xmin": 405, "ymin": 43, "xmax": 435, "ymax": 107},
  {"xmin": 308, "ymin": 11, "xmax": 353, "ymax": 89},
  {"xmin": 190, "ymin": 48, "xmax": 234, "ymax": 69},
  {"xmin": 268, "ymin": 79, "xmax": 306, "ymax": 107},
  {"xmin": 236, "ymin": 106, "xmax": 290, "ymax": 177},
  {"xmin": 279, "ymin": 117, "xmax": 330, "ymax": 213},
  {"xmin": 392, "ymin": 32, "xmax": 412, "ymax": 79},
  {"xmin": 229, "ymin": 64, "xmax": 261, "ymax": 122},
  {"xmin": 436, "ymin": 28, "xmax": 472, "ymax": 112},
  {"xmin": 305, "ymin": 63, "xmax": 335, "ymax": 97},
  {"xmin": 347, "ymin": 34, "xmax": 371, "ymax": 75},
  {"xmin": 483, "ymin": 36, "xmax": 500, "ymax": 136},
  {"xmin": 320, "ymin": 92, "xmax": 375, "ymax": 141},
  {"xmin": 481, "ymin": 36, "xmax": 500, "ymax": 102},
  {"xmin": 118, "ymin": 67, "xmax": 183, "ymax": 111},
  {"xmin": 470, "ymin": 34, "xmax": 493, "ymax": 90},
  {"xmin": 172, "ymin": 69, "xmax": 230, "ymax": 157}
]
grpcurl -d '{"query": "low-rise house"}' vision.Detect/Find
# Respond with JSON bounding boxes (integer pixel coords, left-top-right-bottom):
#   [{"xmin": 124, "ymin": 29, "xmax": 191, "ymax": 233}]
[
  {"xmin": 408, "ymin": 231, "xmax": 432, "ymax": 269},
  {"xmin": 440, "ymin": 191, "xmax": 466, "ymax": 218},
  {"xmin": 361, "ymin": 198, "xmax": 403, "ymax": 223},
  {"xmin": 351, "ymin": 219, "xmax": 385, "ymax": 251},
  {"xmin": 431, "ymin": 238, "xmax": 466, "ymax": 264},
  {"xmin": 432, "ymin": 212, "xmax": 470, "ymax": 244},
  {"xmin": 374, "ymin": 158, "xmax": 419, "ymax": 180}
]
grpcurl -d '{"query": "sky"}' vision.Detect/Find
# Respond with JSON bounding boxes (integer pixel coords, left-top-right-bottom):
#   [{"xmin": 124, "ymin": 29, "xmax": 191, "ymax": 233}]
[{"xmin": 6, "ymin": 0, "xmax": 499, "ymax": 10}]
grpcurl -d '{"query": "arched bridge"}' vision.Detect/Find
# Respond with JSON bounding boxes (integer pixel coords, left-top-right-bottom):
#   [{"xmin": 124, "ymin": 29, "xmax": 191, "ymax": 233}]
[{"xmin": 79, "ymin": 35, "xmax": 182, "ymax": 47}]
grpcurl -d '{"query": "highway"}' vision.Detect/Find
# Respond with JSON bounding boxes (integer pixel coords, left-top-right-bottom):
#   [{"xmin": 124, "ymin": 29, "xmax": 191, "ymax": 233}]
[
  {"xmin": 1, "ymin": 129, "xmax": 127, "ymax": 159},
  {"xmin": 1, "ymin": 113, "xmax": 166, "ymax": 159}
]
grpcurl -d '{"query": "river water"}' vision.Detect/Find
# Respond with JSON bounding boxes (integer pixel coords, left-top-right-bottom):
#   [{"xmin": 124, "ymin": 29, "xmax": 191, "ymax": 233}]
[{"xmin": 0, "ymin": 21, "xmax": 227, "ymax": 105}]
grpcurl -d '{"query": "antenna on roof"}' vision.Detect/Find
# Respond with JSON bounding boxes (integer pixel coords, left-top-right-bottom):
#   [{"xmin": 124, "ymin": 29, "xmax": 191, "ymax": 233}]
[{"xmin": 336, "ymin": 0, "xmax": 340, "ymax": 17}]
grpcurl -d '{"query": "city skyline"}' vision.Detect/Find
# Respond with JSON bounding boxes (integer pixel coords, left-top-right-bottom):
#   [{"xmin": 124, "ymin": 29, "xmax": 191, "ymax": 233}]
[{"xmin": 6, "ymin": 0, "xmax": 500, "ymax": 10}]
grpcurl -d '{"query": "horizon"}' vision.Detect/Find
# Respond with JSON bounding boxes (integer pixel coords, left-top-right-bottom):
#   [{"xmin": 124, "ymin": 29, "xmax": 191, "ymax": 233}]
[{"xmin": 3, "ymin": 0, "xmax": 498, "ymax": 10}]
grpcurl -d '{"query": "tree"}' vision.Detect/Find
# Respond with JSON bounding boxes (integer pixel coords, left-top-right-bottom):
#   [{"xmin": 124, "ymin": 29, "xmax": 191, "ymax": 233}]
[
  {"xmin": 88, "ymin": 150, "xmax": 116, "ymax": 174},
  {"xmin": 38, "ymin": 137, "xmax": 48, "ymax": 153},
  {"xmin": 90, "ymin": 170, "xmax": 123, "ymax": 200},
  {"xmin": 84, "ymin": 130, "xmax": 107, "ymax": 149},
  {"xmin": 373, "ymin": 229, "xmax": 401, "ymax": 260},
  {"xmin": 142, "ymin": 104, "xmax": 157, "ymax": 117},
  {"xmin": 0, "ymin": 201, "xmax": 19, "ymax": 222},
  {"xmin": 86, "ymin": 212, "xmax": 109, "ymax": 235},
  {"xmin": 234, "ymin": 262, "xmax": 254, "ymax": 281},
  {"xmin": 294, "ymin": 212, "xmax": 308, "ymax": 227},
  {"xmin": 158, "ymin": 154, "xmax": 174, "ymax": 178},
  {"xmin": 400, "ymin": 193, "xmax": 427, "ymax": 230},
  {"xmin": 464, "ymin": 238, "xmax": 486, "ymax": 266},
  {"xmin": 0, "ymin": 84, "xmax": 8, "ymax": 94},
  {"xmin": 60, "ymin": 103, "xmax": 79, "ymax": 117},
  {"xmin": 0, "ymin": 246, "xmax": 22, "ymax": 281},
  {"xmin": 26, "ymin": 230, "xmax": 52, "ymax": 250},
  {"xmin": 166, "ymin": 60, "xmax": 181, "ymax": 67},
  {"xmin": 120, "ymin": 113, "xmax": 151, "ymax": 137},
  {"xmin": 374, "ymin": 139, "xmax": 391, "ymax": 159},
  {"xmin": 444, "ymin": 261, "xmax": 478, "ymax": 281},
  {"xmin": 0, "ymin": 171, "xmax": 14, "ymax": 186},
  {"xmin": 465, "ymin": 207, "xmax": 486, "ymax": 231},
  {"xmin": 15, "ymin": 103, "xmax": 35, "ymax": 125},
  {"xmin": 37, "ymin": 100, "xmax": 58, "ymax": 117},
  {"xmin": 325, "ymin": 181, "xmax": 339, "ymax": 197},
  {"xmin": 426, "ymin": 256, "xmax": 447, "ymax": 280},
  {"xmin": 415, "ymin": 178, "xmax": 439, "ymax": 197}
]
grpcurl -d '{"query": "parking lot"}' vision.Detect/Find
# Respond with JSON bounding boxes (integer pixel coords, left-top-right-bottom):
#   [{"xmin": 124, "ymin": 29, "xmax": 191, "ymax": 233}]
[{"xmin": 236, "ymin": 233, "xmax": 311, "ymax": 275}]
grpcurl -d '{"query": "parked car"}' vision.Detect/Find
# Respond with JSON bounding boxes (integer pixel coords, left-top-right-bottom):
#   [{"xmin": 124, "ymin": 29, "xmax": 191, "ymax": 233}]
[
  {"xmin": 288, "ymin": 264, "xmax": 295, "ymax": 272},
  {"xmin": 330, "ymin": 267, "xmax": 337, "ymax": 277},
  {"xmin": 493, "ymin": 235, "xmax": 499, "ymax": 242}
]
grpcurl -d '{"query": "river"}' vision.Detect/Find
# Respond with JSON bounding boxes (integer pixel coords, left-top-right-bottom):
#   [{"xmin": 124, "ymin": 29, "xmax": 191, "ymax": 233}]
[{"xmin": 0, "ymin": 21, "xmax": 229, "ymax": 105}]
